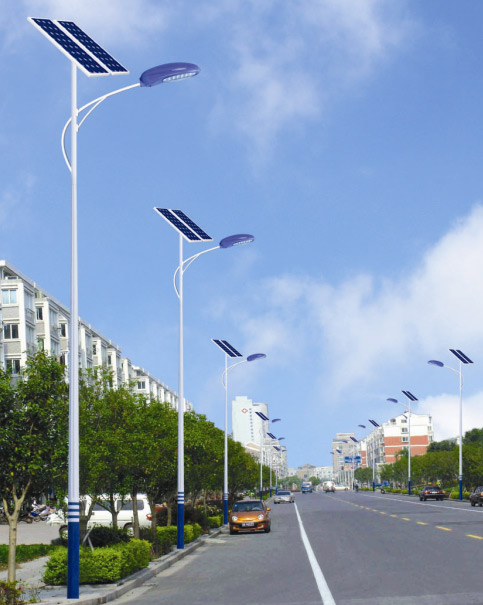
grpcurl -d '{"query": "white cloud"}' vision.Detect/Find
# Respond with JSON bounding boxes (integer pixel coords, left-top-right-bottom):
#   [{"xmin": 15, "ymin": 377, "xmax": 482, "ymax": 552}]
[
  {"xmin": 221, "ymin": 204, "xmax": 483, "ymax": 402},
  {"xmin": 423, "ymin": 392, "xmax": 483, "ymax": 442}
]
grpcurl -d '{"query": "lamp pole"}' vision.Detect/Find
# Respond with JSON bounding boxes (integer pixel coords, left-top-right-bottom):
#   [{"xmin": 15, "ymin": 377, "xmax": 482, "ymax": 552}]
[
  {"xmin": 368, "ymin": 419, "xmax": 380, "ymax": 492},
  {"xmin": 388, "ymin": 392, "xmax": 418, "ymax": 495},
  {"xmin": 428, "ymin": 349, "xmax": 473, "ymax": 500},
  {"xmin": 30, "ymin": 18, "xmax": 201, "ymax": 597},
  {"xmin": 213, "ymin": 342, "xmax": 266, "ymax": 524},
  {"xmin": 155, "ymin": 210, "xmax": 254, "ymax": 549}
]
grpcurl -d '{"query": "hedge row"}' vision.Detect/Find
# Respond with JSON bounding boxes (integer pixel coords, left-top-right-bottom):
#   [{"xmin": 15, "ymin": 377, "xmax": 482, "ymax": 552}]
[
  {"xmin": 0, "ymin": 544, "xmax": 57, "ymax": 566},
  {"xmin": 43, "ymin": 539, "xmax": 151, "ymax": 585}
]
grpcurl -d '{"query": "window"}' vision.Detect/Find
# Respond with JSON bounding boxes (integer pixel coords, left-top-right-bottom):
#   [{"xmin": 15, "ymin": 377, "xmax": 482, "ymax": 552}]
[
  {"xmin": 2, "ymin": 290, "xmax": 17, "ymax": 305},
  {"xmin": 402, "ymin": 436, "xmax": 409, "ymax": 443},
  {"xmin": 25, "ymin": 292, "xmax": 34, "ymax": 310},
  {"xmin": 137, "ymin": 381, "xmax": 145, "ymax": 390},
  {"xmin": 6, "ymin": 359, "xmax": 20, "ymax": 374},
  {"xmin": 401, "ymin": 427, "xmax": 408, "ymax": 434},
  {"xmin": 401, "ymin": 418, "xmax": 407, "ymax": 424},
  {"xmin": 108, "ymin": 354, "xmax": 112, "ymax": 365},
  {"xmin": 3, "ymin": 324, "xmax": 19, "ymax": 339},
  {"xmin": 26, "ymin": 326, "xmax": 35, "ymax": 345},
  {"xmin": 36, "ymin": 307, "xmax": 43, "ymax": 320},
  {"xmin": 92, "ymin": 343, "xmax": 97, "ymax": 355},
  {"xmin": 60, "ymin": 324, "xmax": 67, "ymax": 337},
  {"xmin": 49, "ymin": 309, "xmax": 57, "ymax": 326}
]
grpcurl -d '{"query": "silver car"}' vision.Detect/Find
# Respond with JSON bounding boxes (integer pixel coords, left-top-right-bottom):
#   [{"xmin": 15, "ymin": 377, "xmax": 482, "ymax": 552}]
[{"xmin": 274, "ymin": 490, "xmax": 295, "ymax": 504}]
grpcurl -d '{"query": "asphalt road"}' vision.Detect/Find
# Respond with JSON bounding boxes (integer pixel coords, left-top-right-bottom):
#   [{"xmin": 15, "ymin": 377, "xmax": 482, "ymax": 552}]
[{"xmin": 101, "ymin": 492, "xmax": 483, "ymax": 604}]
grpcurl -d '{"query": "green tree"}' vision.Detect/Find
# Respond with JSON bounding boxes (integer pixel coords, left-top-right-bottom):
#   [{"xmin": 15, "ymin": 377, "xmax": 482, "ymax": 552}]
[
  {"xmin": 308, "ymin": 476, "xmax": 321, "ymax": 486},
  {"xmin": 0, "ymin": 352, "xmax": 68, "ymax": 582},
  {"xmin": 464, "ymin": 428, "xmax": 483, "ymax": 445},
  {"xmin": 354, "ymin": 467, "xmax": 374, "ymax": 484},
  {"xmin": 427, "ymin": 438, "xmax": 457, "ymax": 452}
]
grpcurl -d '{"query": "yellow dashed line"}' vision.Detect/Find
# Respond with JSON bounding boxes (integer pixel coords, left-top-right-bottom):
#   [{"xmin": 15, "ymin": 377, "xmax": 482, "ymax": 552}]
[
  {"xmin": 467, "ymin": 534, "xmax": 483, "ymax": 540},
  {"xmin": 436, "ymin": 526, "xmax": 452, "ymax": 531},
  {"xmin": 372, "ymin": 509, "xmax": 378, "ymax": 512},
  {"xmin": 380, "ymin": 512, "xmax": 387, "ymax": 515},
  {"xmin": 390, "ymin": 514, "xmax": 398, "ymax": 518},
  {"xmin": 416, "ymin": 522, "xmax": 427, "ymax": 526},
  {"xmin": 402, "ymin": 517, "xmax": 411, "ymax": 521}
]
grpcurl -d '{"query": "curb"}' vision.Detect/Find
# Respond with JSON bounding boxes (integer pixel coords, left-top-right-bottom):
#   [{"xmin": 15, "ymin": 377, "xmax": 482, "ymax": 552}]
[{"xmin": 40, "ymin": 527, "xmax": 224, "ymax": 604}]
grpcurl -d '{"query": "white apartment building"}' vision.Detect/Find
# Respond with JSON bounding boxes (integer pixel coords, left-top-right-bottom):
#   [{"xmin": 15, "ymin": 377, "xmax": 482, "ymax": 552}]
[
  {"xmin": 360, "ymin": 413, "xmax": 434, "ymax": 471},
  {"xmin": 0, "ymin": 260, "xmax": 191, "ymax": 410}
]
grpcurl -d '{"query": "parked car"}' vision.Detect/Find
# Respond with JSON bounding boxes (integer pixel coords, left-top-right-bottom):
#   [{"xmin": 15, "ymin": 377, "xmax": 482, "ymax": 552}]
[
  {"xmin": 470, "ymin": 486, "xmax": 483, "ymax": 507},
  {"xmin": 229, "ymin": 499, "xmax": 271, "ymax": 535},
  {"xmin": 419, "ymin": 486, "xmax": 445, "ymax": 501},
  {"xmin": 47, "ymin": 495, "xmax": 153, "ymax": 538},
  {"xmin": 274, "ymin": 490, "xmax": 294, "ymax": 504}
]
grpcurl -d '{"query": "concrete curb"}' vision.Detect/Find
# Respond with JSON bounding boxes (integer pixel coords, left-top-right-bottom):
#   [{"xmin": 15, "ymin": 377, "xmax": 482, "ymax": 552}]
[{"xmin": 40, "ymin": 527, "xmax": 224, "ymax": 604}]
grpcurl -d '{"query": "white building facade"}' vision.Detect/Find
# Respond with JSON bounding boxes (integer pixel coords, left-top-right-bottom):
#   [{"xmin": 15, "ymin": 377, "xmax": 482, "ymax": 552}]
[{"xmin": 0, "ymin": 260, "xmax": 190, "ymax": 410}]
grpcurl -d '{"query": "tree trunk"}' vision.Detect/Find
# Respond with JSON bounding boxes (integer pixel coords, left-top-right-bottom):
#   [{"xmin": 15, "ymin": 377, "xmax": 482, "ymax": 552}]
[
  {"xmin": 147, "ymin": 494, "xmax": 157, "ymax": 540},
  {"xmin": 108, "ymin": 493, "xmax": 119, "ymax": 528},
  {"xmin": 166, "ymin": 500, "xmax": 172, "ymax": 527},
  {"xmin": 131, "ymin": 491, "xmax": 140, "ymax": 539},
  {"xmin": 3, "ymin": 480, "xmax": 30, "ymax": 583}
]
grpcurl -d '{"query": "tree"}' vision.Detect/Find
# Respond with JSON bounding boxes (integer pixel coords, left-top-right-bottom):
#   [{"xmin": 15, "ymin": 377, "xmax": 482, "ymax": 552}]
[
  {"xmin": 308, "ymin": 476, "xmax": 321, "ymax": 486},
  {"xmin": 464, "ymin": 428, "xmax": 483, "ymax": 445},
  {"xmin": 427, "ymin": 438, "xmax": 457, "ymax": 452},
  {"xmin": 354, "ymin": 467, "xmax": 374, "ymax": 484},
  {"xmin": 0, "ymin": 352, "xmax": 68, "ymax": 582}
]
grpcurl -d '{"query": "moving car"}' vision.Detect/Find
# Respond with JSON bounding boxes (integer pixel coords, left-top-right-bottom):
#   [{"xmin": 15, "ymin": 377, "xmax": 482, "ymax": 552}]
[
  {"xmin": 301, "ymin": 481, "xmax": 313, "ymax": 494},
  {"xmin": 470, "ymin": 486, "xmax": 483, "ymax": 506},
  {"xmin": 229, "ymin": 499, "xmax": 271, "ymax": 535},
  {"xmin": 274, "ymin": 490, "xmax": 295, "ymax": 504},
  {"xmin": 323, "ymin": 481, "xmax": 335, "ymax": 493},
  {"xmin": 419, "ymin": 486, "xmax": 445, "ymax": 501}
]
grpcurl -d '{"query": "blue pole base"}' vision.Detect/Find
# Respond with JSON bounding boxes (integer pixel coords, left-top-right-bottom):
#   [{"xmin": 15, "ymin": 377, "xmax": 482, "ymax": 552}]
[
  {"xmin": 177, "ymin": 501, "xmax": 184, "ymax": 549},
  {"xmin": 408, "ymin": 479, "xmax": 411, "ymax": 496},
  {"xmin": 372, "ymin": 482, "xmax": 375, "ymax": 492},
  {"xmin": 459, "ymin": 479, "xmax": 463, "ymax": 500},
  {"xmin": 223, "ymin": 498, "xmax": 228, "ymax": 525},
  {"xmin": 260, "ymin": 489, "xmax": 263, "ymax": 501},
  {"xmin": 67, "ymin": 521, "xmax": 79, "ymax": 599},
  {"xmin": 269, "ymin": 488, "xmax": 272, "ymax": 497}
]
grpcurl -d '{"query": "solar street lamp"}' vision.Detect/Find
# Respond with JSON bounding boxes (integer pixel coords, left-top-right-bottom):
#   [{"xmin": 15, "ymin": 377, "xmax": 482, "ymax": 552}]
[
  {"xmin": 30, "ymin": 18, "xmax": 199, "ymax": 599},
  {"xmin": 387, "ymin": 391, "xmax": 418, "ymax": 495},
  {"xmin": 349, "ymin": 436, "xmax": 358, "ymax": 490},
  {"xmin": 212, "ymin": 340, "xmax": 266, "ymax": 524},
  {"xmin": 155, "ymin": 209, "xmax": 253, "ymax": 549},
  {"xmin": 428, "ymin": 349, "xmax": 473, "ymax": 500},
  {"xmin": 255, "ymin": 410, "xmax": 269, "ymax": 500}
]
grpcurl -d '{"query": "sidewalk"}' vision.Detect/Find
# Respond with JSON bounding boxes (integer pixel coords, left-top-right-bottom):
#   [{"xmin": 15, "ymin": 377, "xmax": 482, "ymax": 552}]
[{"xmin": 0, "ymin": 527, "xmax": 223, "ymax": 604}]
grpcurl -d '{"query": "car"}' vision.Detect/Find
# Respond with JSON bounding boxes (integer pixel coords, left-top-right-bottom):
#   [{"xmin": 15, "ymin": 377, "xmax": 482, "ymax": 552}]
[
  {"xmin": 470, "ymin": 486, "xmax": 483, "ymax": 506},
  {"xmin": 47, "ymin": 495, "xmax": 153, "ymax": 538},
  {"xmin": 229, "ymin": 499, "xmax": 271, "ymax": 535},
  {"xmin": 419, "ymin": 486, "xmax": 445, "ymax": 501},
  {"xmin": 273, "ymin": 490, "xmax": 294, "ymax": 504},
  {"xmin": 333, "ymin": 485, "xmax": 349, "ymax": 491}
]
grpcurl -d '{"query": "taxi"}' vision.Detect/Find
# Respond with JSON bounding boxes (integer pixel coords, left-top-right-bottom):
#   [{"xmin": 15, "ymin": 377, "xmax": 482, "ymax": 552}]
[{"xmin": 229, "ymin": 499, "xmax": 271, "ymax": 535}]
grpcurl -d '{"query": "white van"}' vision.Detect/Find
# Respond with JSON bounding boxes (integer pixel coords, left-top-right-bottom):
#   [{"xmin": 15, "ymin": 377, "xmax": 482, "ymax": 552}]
[
  {"xmin": 323, "ymin": 481, "xmax": 335, "ymax": 493},
  {"xmin": 47, "ymin": 495, "xmax": 152, "ymax": 538}
]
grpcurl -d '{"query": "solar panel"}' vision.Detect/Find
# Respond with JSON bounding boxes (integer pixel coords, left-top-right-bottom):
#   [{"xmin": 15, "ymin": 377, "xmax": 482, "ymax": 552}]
[
  {"xmin": 402, "ymin": 390, "xmax": 418, "ymax": 401},
  {"xmin": 369, "ymin": 419, "xmax": 380, "ymax": 427},
  {"xmin": 29, "ymin": 18, "xmax": 109, "ymax": 76},
  {"xmin": 171, "ymin": 210, "xmax": 212, "ymax": 242},
  {"xmin": 450, "ymin": 349, "xmax": 473, "ymax": 364},
  {"xmin": 267, "ymin": 432, "xmax": 277, "ymax": 440},
  {"xmin": 254, "ymin": 411, "xmax": 269, "ymax": 421},
  {"xmin": 154, "ymin": 208, "xmax": 202, "ymax": 241},
  {"xmin": 212, "ymin": 339, "xmax": 242, "ymax": 358},
  {"xmin": 350, "ymin": 436, "xmax": 358, "ymax": 443},
  {"xmin": 57, "ymin": 21, "xmax": 128, "ymax": 74}
]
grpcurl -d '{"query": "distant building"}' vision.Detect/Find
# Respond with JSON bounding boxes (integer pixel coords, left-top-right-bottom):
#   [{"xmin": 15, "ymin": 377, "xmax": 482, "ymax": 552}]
[
  {"xmin": 232, "ymin": 396, "xmax": 269, "ymax": 445},
  {"xmin": 0, "ymin": 260, "xmax": 190, "ymax": 410}
]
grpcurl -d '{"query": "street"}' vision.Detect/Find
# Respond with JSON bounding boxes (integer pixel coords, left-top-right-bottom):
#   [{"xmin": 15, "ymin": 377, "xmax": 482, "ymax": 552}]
[{"xmin": 111, "ymin": 491, "xmax": 483, "ymax": 605}]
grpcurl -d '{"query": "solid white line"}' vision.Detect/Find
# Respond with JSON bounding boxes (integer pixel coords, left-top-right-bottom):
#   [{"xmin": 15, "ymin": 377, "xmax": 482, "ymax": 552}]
[
  {"xmin": 360, "ymin": 493, "xmax": 483, "ymax": 514},
  {"xmin": 294, "ymin": 502, "xmax": 336, "ymax": 605}
]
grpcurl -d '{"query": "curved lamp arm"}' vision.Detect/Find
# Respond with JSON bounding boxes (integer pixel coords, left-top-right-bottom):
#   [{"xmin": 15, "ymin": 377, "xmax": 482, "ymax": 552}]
[
  {"xmin": 61, "ymin": 83, "xmax": 141, "ymax": 170},
  {"xmin": 221, "ymin": 352, "xmax": 266, "ymax": 386},
  {"xmin": 173, "ymin": 246, "xmax": 221, "ymax": 298},
  {"xmin": 428, "ymin": 360, "xmax": 463, "ymax": 387}
]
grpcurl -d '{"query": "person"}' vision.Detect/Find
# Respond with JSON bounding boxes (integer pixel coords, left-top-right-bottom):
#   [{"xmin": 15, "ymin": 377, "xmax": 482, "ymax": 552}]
[{"xmin": 380, "ymin": 487, "xmax": 386, "ymax": 494}]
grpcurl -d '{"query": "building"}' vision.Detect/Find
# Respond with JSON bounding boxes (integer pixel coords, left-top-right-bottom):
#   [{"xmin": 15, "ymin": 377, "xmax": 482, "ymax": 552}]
[
  {"xmin": 332, "ymin": 432, "xmax": 356, "ymax": 484},
  {"xmin": 360, "ymin": 412, "xmax": 434, "ymax": 473},
  {"xmin": 0, "ymin": 260, "xmax": 190, "ymax": 410}
]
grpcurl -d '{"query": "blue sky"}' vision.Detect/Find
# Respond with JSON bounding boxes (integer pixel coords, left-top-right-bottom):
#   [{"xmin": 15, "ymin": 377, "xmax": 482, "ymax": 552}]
[{"xmin": 2, "ymin": 1, "xmax": 483, "ymax": 468}]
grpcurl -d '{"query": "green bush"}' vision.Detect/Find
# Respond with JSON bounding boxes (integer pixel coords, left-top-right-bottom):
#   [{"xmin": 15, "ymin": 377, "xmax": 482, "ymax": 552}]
[
  {"xmin": 207, "ymin": 515, "xmax": 223, "ymax": 528},
  {"xmin": 0, "ymin": 581, "xmax": 25, "ymax": 605},
  {"xmin": 87, "ymin": 526, "xmax": 130, "ymax": 548},
  {"xmin": 450, "ymin": 491, "xmax": 470, "ymax": 499},
  {"xmin": 43, "ymin": 540, "xmax": 151, "ymax": 585},
  {"xmin": 0, "ymin": 544, "xmax": 57, "ymax": 567},
  {"xmin": 156, "ymin": 526, "xmax": 177, "ymax": 555}
]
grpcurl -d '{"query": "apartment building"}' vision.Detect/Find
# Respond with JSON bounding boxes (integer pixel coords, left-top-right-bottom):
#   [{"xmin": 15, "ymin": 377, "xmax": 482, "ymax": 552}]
[
  {"xmin": 360, "ymin": 412, "xmax": 433, "ymax": 470},
  {"xmin": 0, "ymin": 260, "xmax": 191, "ymax": 410}
]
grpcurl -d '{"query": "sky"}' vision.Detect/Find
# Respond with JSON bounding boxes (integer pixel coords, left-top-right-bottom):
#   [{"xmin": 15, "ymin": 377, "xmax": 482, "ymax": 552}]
[{"xmin": 2, "ymin": 0, "xmax": 483, "ymax": 469}]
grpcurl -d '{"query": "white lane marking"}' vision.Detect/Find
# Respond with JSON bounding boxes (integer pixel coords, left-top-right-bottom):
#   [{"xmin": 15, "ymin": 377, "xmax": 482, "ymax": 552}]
[
  {"xmin": 294, "ymin": 502, "xmax": 336, "ymax": 605},
  {"xmin": 358, "ymin": 493, "xmax": 483, "ymax": 514}
]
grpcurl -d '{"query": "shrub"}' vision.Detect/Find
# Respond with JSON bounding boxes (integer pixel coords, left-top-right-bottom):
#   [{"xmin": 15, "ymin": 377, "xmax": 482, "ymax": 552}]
[
  {"xmin": 0, "ymin": 581, "xmax": 25, "ymax": 605},
  {"xmin": 207, "ymin": 515, "xmax": 223, "ymax": 528},
  {"xmin": 86, "ymin": 526, "xmax": 130, "ymax": 548},
  {"xmin": 43, "ymin": 540, "xmax": 151, "ymax": 585},
  {"xmin": 0, "ymin": 544, "xmax": 57, "ymax": 567},
  {"xmin": 155, "ymin": 526, "xmax": 177, "ymax": 555}
]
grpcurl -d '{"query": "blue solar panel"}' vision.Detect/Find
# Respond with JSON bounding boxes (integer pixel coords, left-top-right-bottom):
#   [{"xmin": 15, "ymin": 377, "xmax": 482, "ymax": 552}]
[
  {"xmin": 57, "ymin": 21, "xmax": 128, "ymax": 74},
  {"xmin": 154, "ymin": 208, "xmax": 201, "ymax": 241},
  {"xmin": 212, "ymin": 339, "xmax": 242, "ymax": 358},
  {"xmin": 450, "ymin": 349, "xmax": 473, "ymax": 364},
  {"xmin": 29, "ymin": 18, "xmax": 108, "ymax": 75},
  {"xmin": 402, "ymin": 390, "xmax": 418, "ymax": 401},
  {"xmin": 221, "ymin": 340, "xmax": 242, "ymax": 357},
  {"xmin": 171, "ymin": 210, "xmax": 212, "ymax": 241}
]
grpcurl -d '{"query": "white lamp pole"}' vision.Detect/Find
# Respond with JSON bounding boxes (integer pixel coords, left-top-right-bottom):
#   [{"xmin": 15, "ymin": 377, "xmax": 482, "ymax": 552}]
[{"xmin": 428, "ymin": 350, "xmax": 473, "ymax": 500}]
